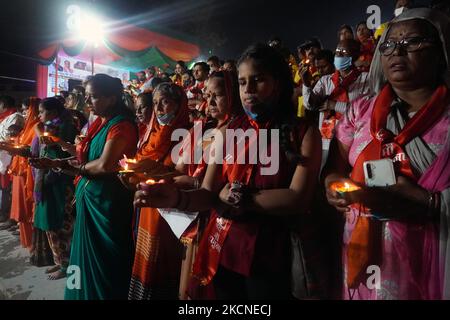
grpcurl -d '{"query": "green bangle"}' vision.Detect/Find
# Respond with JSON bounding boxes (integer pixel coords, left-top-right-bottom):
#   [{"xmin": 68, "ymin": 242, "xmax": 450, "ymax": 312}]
[{"xmin": 78, "ymin": 164, "xmax": 87, "ymax": 176}]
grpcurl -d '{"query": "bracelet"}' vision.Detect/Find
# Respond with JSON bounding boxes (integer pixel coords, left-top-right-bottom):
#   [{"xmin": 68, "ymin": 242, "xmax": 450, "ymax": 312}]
[
  {"xmin": 78, "ymin": 164, "xmax": 87, "ymax": 176},
  {"xmin": 193, "ymin": 177, "xmax": 200, "ymax": 190}
]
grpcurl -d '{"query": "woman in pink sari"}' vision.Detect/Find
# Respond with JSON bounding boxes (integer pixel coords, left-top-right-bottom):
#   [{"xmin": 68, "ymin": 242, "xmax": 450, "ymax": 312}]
[{"xmin": 323, "ymin": 8, "xmax": 450, "ymax": 299}]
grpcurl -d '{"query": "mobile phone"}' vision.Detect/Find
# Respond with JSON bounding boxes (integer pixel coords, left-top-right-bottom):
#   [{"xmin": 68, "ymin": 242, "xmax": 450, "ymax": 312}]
[{"xmin": 363, "ymin": 159, "xmax": 397, "ymax": 187}]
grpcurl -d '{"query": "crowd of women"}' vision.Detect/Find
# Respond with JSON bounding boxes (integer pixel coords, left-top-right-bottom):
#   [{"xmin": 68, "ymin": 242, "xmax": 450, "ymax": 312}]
[{"xmin": 0, "ymin": 4, "xmax": 449, "ymax": 300}]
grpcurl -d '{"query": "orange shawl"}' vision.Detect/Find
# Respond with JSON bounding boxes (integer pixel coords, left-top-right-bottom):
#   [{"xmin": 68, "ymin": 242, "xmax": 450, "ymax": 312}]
[
  {"xmin": 136, "ymin": 93, "xmax": 190, "ymax": 167},
  {"xmin": 9, "ymin": 98, "xmax": 40, "ymax": 204}
]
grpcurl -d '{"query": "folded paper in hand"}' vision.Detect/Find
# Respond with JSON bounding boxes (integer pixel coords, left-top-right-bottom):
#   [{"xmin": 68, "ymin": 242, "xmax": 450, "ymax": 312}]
[{"xmin": 157, "ymin": 208, "xmax": 198, "ymax": 239}]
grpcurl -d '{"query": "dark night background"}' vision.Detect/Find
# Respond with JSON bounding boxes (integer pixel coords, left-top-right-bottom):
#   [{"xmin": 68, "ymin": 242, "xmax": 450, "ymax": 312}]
[{"xmin": 0, "ymin": 0, "xmax": 432, "ymax": 93}]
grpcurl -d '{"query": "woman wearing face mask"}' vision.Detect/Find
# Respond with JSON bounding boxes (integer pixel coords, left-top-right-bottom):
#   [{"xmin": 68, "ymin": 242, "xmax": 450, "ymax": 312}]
[
  {"xmin": 28, "ymin": 97, "xmax": 78, "ymax": 280},
  {"xmin": 133, "ymin": 44, "xmax": 325, "ymax": 299},
  {"xmin": 323, "ymin": 8, "xmax": 450, "ymax": 299},
  {"xmin": 126, "ymin": 82, "xmax": 190, "ymax": 300},
  {"xmin": 303, "ymin": 38, "xmax": 370, "ymax": 166}
]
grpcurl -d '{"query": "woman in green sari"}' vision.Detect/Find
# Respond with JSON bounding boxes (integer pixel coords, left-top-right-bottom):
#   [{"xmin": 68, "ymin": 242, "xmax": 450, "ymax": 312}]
[
  {"xmin": 37, "ymin": 74, "xmax": 138, "ymax": 299},
  {"xmin": 30, "ymin": 97, "xmax": 77, "ymax": 280}
]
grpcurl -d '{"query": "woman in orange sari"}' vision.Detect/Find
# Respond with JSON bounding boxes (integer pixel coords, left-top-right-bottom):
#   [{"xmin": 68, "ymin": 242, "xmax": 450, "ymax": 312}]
[
  {"xmin": 127, "ymin": 82, "xmax": 190, "ymax": 299},
  {"xmin": 9, "ymin": 97, "xmax": 40, "ymax": 249}
]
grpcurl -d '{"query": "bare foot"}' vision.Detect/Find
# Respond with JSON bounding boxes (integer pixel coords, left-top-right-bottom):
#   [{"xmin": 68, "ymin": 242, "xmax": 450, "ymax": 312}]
[
  {"xmin": 48, "ymin": 269, "xmax": 66, "ymax": 280},
  {"xmin": 45, "ymin": 265, "xmax": 60, "ymax": 274}
]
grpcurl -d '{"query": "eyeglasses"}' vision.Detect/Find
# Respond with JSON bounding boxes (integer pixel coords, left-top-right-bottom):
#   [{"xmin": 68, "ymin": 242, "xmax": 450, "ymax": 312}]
[
  {"xmin": 379, "ymin": 37, "xmax": 436, "ymax": 56},
  {"xmin": 335, "ymin": 48, "xmax": 351, "ymax": 56}
]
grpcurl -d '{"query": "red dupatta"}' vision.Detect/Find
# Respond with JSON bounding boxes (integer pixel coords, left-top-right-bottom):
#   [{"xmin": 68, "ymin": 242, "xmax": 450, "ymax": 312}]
[
  {"xmin": 0, "ymin": 108, "xmax": 16, "ymax": 123},
  {"xmin": 191, "ymin": 114, "xmax": 268, "ymax": 286},
  {"xmin": 76, "ymin": 117, "xmax": 106, "ymax": 164},
  {"xmin": 346, "ymin": 83, "xmax": 450, "ymax": 289}
]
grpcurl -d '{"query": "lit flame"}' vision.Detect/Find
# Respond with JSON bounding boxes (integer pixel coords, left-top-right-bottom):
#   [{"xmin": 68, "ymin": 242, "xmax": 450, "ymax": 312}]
[
  {"xmin": 145, "ymin": 179, "xmax": 156, "ymax": 185},
  {"xmin": 123, "ymin": 154, "xmax": 137, "ymax": 164},
  {"xmin": 305, "ymin": 59, "xmax": 310, "ymax": 64},
  {"xmin": 331, "ymin": 181, "xmax": 360, "ymax": 193},
  {"xmin": 43, "ymin": 132, "xmax": 49, "ymax": 137}
]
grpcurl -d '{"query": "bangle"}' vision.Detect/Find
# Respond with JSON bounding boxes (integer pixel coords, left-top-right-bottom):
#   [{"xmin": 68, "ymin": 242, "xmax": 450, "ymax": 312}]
[
  {"xmin": 78, "ymin": 164, "xmax": 87, "ymax": 176},
  {"xmin": 193, "ymin": 177, "xmax": 200, "ymax": 190}
]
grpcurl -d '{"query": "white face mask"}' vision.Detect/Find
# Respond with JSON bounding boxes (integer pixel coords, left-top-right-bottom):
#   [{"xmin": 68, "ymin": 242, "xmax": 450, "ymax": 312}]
[{"xmin": 394, "ymin": 6, "xmax": 405, "ymax": 17}]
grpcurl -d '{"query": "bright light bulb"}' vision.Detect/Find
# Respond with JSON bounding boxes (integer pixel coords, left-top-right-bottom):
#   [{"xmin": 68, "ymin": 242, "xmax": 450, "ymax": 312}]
[{"xmin": 79, "ymin": 13, "xmax": 104, "ymax": 46}]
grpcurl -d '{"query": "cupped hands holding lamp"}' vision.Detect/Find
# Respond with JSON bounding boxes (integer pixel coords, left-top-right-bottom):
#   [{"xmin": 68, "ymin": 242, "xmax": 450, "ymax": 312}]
[
  {"xmin": 38, "ymin": 122, "xmax": 86, "ymax": 157},
  {"xmin": 322, "ymin": 8, "xmax": 450, "ymax": 300},
  {"xmin": 0, "ymin": 140, "xmax": 32, "ymax": 158}
]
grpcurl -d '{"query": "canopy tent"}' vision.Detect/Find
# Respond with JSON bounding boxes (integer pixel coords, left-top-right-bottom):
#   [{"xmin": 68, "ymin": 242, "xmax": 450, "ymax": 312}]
[
  {"xmin": 37, "ymin": 22, "xmax": 201, "ymax": 71},
  {"xmin": 108, "ymin": 47, "xmax": 177, "ymax": 73},
  {"xmin": 35, "ymin": 21, "xmax": 201, "ymax": 97}
]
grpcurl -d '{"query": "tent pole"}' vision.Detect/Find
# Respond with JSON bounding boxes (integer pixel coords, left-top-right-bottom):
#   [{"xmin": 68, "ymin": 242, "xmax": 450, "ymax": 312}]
[
  {"xmin": 91, "ymin": 44, "xmax": 95, "ymax": 75},
  {"xmin": 54, "ymin": 53, "xmax": 59, "ymax": 96}
]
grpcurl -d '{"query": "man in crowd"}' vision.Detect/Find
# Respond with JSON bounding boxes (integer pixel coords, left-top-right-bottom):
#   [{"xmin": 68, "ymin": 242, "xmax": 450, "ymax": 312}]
[
  {"xmin": 294, "ymin": 38, "xmax": 323, "ymax": 117},
  {"xmin": 0, "ymin": 96, "xmax": 24, "ymax": 230},
  {"xmin": 206, "ymin": 56, "xmax": 221, "ymax": 74},
  {"xmin": 187, "ymin": 62, "xmax": 210, "ymax": 112},
  {"xmin": 136, "ymin": 71, "xmax": 147, "ymax": 87},
  {"xmin": 314, "ymin": 50, "xmax": 335, "ymax": 78},
  {"xmin": 302, "ymin": 39, "xmax": 369, "ymax": 166}
]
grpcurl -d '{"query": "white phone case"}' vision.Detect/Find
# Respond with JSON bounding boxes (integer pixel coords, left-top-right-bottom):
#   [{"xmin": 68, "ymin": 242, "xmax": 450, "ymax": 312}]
[{"xmin": 363, "ymin": 159, "xmax": 397, "ymax": 187}]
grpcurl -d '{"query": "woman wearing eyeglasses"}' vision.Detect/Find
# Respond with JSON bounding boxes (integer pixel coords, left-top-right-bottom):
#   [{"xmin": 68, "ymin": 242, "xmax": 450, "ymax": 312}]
[{"xmin": 323, "ymin": 8, "xmax": 450, "ymax": 299}]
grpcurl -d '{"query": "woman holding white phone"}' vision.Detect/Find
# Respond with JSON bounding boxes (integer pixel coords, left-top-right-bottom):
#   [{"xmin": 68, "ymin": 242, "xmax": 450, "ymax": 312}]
[{"xmin": 323, "ymin": 8, "xmax": 450, "ymax": 299}]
